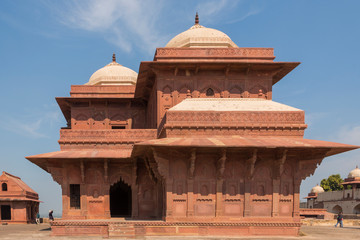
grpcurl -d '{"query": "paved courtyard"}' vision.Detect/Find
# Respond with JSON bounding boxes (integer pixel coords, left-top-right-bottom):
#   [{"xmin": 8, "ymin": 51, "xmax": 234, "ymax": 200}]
[{"xmin": 0, "ymin": 224, "xmax": 359, "ymax": 239}]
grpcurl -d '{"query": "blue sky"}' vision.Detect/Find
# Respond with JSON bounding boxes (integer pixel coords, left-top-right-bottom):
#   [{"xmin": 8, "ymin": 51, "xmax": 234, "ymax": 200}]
[{"xmin": 0, "ymin": 0, "xmax": 359, "ymax": 216}]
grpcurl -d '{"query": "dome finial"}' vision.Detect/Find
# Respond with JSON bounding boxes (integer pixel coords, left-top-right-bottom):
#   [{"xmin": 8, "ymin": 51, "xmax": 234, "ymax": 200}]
[
  {"xmin": 112, "ymin": 53, "xmax": 116, "ymax": 62},
  {"xmin": 195, "ymin": 12, "xmax": 199, "ymax": 25}
]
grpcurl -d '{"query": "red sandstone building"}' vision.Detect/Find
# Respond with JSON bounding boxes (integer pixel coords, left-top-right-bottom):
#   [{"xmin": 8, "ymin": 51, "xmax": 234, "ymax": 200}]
[
  {"xmin": 27, "ymin": 15, "xmax": 358, "ymax": 237},
  {"xmin": 0, "ymin": 171, "xmax": 39, "ymax": 224}
]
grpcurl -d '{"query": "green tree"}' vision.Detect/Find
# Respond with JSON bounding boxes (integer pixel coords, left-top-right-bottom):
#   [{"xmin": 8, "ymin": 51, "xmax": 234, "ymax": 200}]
[{"xmin": 320, "ymin": 174, "xmax": 344, "ymax": 192}]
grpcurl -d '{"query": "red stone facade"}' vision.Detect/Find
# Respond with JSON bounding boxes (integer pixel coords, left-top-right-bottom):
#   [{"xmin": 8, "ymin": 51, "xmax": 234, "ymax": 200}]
[
  {"xmin": 0, "ymin": 171, "xmax": 39, "ymax": 224},
  {"xmin": 27, "ymin": 47, "xmax": 358, "ymax": 237}
]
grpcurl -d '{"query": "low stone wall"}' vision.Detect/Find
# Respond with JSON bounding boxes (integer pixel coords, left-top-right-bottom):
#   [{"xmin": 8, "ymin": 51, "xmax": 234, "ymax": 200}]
[
  {"xmin": 301, "ymin": 219, "xmax": 360, "ymax": 226},
  {"xmin": 51, "ymin": 220, "xmax": 301, "ymax": 237}
]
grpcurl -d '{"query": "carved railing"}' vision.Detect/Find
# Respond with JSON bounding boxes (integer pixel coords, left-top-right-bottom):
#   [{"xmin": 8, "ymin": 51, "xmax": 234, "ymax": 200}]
[
  {"xmin": 59, "ymin": 129, "xmax": 157, "ymax": 144},
  {"xmin": 155, "ymin": 48, "xmax": 275, "ymax": 60}
]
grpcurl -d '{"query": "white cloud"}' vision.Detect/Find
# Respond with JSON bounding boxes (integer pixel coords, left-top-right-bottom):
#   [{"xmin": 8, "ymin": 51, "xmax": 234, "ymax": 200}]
[
  {"xmin": 0, "ymin": 110, "xmax": 62, "ymax": 139},
  {"xmin": 226, "ymin": 8, "xmax": 261, "ymax": 24},
  {"xmin": 334, "ymin": 125, "xmax": 360, "ymax": 145},
  {"xmin": 52, "ymin": 0, "xmax": 166, "ymax": 54}
]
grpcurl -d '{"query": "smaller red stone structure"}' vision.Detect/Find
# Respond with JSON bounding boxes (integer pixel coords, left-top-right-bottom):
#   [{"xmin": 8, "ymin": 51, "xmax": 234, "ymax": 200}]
[{"xmin": 0, "ymin": 171, "xmax": 40, "ymax": 224}]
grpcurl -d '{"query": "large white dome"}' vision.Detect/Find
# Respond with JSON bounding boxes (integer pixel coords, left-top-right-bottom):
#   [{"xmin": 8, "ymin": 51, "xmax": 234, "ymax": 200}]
[
  {"xmin": 85, "ymin": 54, "xmax": 138, "ymax": 86},
  {"xmin": 165, "ymin": 13, "xmax": 238, "ymax": 48},
  {"xmin": 348, "ymin": 165, "xmax": 360, "ymax": 178},
  {"xmin": 310, "ymin": 184, "xmax": 324, "ymax": 194}
]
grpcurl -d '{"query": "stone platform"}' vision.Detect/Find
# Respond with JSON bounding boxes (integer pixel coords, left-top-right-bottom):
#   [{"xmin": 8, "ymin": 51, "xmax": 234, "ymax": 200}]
[{"xmin": 50, "ymin": 219, "xmax": 301, "ymax": 237}]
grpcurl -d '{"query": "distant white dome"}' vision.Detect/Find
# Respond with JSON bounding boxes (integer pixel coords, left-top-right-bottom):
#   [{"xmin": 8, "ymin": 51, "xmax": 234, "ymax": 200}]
[
  {"xmin": 85, "ymin": 54, "xmax": 138, "ymax": 86},
  {"xmin": 165, "ymin": 13, "xmax": 238, "ymax": 48},
  {"xmin": 311, "ymin": 184, "xmax": 324, "ymax": 194},
  {"xmin": 348, "ymin": 165, "xmax": 360, "ymax": 178}
]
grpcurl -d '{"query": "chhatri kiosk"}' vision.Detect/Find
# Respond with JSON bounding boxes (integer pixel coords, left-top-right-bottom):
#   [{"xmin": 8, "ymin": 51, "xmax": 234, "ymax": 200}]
[{"xmin": 27, "ymin": 15, "xmax": 358, "ymax": 237}]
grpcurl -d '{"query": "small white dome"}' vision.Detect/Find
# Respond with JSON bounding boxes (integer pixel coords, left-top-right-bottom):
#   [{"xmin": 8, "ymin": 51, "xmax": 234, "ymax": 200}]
[
  {"xmin": 311, "ymin": 184, "xmax": 324, "ymax": 194},
  {"xmin": 85, "ymin": 54, "xmax": 138, "ymax": 86},
  {"xmin": 348, "ymin": 165, "xmax": 360, "ymax": 178},
  {"xmin": 165, "ymin": 13, "xmax": 238, "ymax": 48}
]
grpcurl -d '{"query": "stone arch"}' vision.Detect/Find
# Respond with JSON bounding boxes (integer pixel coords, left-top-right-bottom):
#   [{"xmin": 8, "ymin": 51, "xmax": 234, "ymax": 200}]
[
  {"xmin": 229, "ymin": 86, "xmax": 243, "ymax": 98},
  {"xmin": 86, "ymin": 168, "xmax": 104, "ymax": 184},
  {"xmin": 200, "ymin": 85, "xmax": 221, "ymax": 96},
  {"xmin": 257, "ymin": 185, "xmax": 265, "ymax": 196},
  {"xmin": 109, "ymin": 174, "xmax": 132, "ymax": 187},
  {"xmin": 93, "ymin": 112, "xmax": 105, "ymax": 121},
  {"xmin": 206, "ymin": 88, "xmax": 215, "ymax": 97},
  {"xmin": 178, "ymin": 84, "xmax": 192, "ymax": 93},
  {"xmin": 2, "ymin": 183, "xmax": 7, "ymax": 191},
  {"xmin": 254, "ymin": 165, "xmax": 271, "ymax": 180},
  {"xmin": 249, "ymin": 84, "xmax": 267, "ymax": 98},
  {"xmin": 110, "ymin": 113, "xmax": 127, "ymax": 121},
  {"xmin": 110, "ymin": 178, "xmax": 132, "ymax": 217},
  {"xmin": 332, "ymin": 205, "xmax": 343, "ymax": 214},
  {"xmin": 200, "ymin": 185, "xmax": 209, "ymax": 196},
  {"xmin": 229, "ymin": 185, "xmax": 237, "ymax": 196},
  {"xmin": 75, "ymin": 113, "xmax": 88, "ymax": 121},
  {"xmin": 162, "ymin": 85, "xmax": 172, "ymax": 94},
  {"xmin": 353, "ymin": 204, "xmax": 360, "ymax": 214},
  {"xmin": 172, "ymin": 159, "xmax": 187, "ymax": 179}
]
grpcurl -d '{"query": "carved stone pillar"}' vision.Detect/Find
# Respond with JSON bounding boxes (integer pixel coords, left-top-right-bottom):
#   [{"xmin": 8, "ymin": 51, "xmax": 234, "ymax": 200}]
[
  {"xmin": 216, "ymin": 149, "xmax": 226, "ymax": 217},
  {"xmin": 244, "ymin": 181, "xmax": 251, "ymax": 217},
  {"xmin": 272, "ymin": 179, "xmax": 280, "ymax": 217},
  {"xmin": 103, "ymin": 186, "xmax": 110, "ymax": 218},
  {"xmin": 187, "ymin": 148, "xmax": 196, "ymax": 217},
  {"xmin": 62, "ymin": 184, "xmax": 69, "ymax": 218},
  {"xmin": 244, "ymin": 149, "xmax": 257, "ymax": 217},
  {"xmin": 131, "ymin": 162, "xmax": 139, "ymax": 219},
  {"xmin": 187, "ymin": 179, "xmax": 194, "ymax": 217},
  {"xmin": 293, "ymin": 178, "xmax": 301, "ymax": 218},
  {"xmin": 165, "ymin": 179, "xmax": 173, "ymax": 218},
  {"xmin": 216, "ymin": 179, "xmax": 224, "ymax": 217}
]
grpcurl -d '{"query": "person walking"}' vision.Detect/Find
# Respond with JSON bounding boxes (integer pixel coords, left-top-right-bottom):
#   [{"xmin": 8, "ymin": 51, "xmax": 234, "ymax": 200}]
[
  {"xmin": 334, "ymin": 212, "xmax": 343, "ymax": 228},
  {"xmin": 49, "ymin": 210, "xmax": 54, "ymax": 221},
  {"xmin": 36, "ymin": 212, "xmax": 40, "ymax": 224}
]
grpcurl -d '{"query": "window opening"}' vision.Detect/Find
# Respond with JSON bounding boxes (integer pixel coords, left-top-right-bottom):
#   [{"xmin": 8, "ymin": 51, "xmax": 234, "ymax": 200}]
[
  {"xmin": 112, "ymin": 126, "xmax": 126, "ymax": 129},
  {"xmin": 2, "ymin": 183, "xmax": 7, "ymax": 191},
  {"xmin": 70, "ymin": 184, "xmax": 81, "ymax": 209},
  {"xmin": 1, "ymin": 205, "xmax": 11, "ymax": 220},
  {"xmin": 110, "ymin": 179, "xmax": 132, "ymax": 217},
  {"xmin": 206, "ymin": 88, "xmax": 214, "ymax": 97}
]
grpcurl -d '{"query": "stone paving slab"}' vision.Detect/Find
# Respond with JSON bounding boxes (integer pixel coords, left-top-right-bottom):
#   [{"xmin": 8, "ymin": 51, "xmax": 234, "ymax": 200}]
[{"xmin": 0, "ymin": 224, "xmax": 359, "ymax": 239}]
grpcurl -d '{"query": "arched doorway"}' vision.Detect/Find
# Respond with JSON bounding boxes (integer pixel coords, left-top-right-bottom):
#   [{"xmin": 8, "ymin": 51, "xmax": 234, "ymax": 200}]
[
  {"xmin": 110, "ymin": 179, "xmax": 132, "ymax": 217},
  {"xmin": 353, "ymin": 204, "xmax": 360, "ymax": 214},
  {"xmin": 332, "ymin": 205, "xmax": 343, "ymax": 214}
]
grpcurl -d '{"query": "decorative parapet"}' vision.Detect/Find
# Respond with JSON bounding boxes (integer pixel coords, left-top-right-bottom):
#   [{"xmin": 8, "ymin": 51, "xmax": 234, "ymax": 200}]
[
  {"xmin": 154, "ymin": 48, "xmax": 275, "ymax": 62},
  {"xmin": 70, "ymin": 85, "xmax": 135, "ymax": 98},
  {"xmin": 59, "ymin": 129, "xmax": 157, "ymax": 144},
  {"xmin": 161, "ymin": 111, "xmax": 307, "ymax": 137}
]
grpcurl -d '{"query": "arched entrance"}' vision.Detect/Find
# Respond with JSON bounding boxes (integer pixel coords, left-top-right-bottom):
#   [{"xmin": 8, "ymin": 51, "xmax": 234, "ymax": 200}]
[
  {"xmin": 353, "ymin": 204, "xmax": 360, "ymax": 214},
  {"xmin": 110, "ymin": 179, "xmax": 132, "ymax": 217},
  {"xmin": 332, "ymin": 205, "xmax": 342, "ymax": 214}
]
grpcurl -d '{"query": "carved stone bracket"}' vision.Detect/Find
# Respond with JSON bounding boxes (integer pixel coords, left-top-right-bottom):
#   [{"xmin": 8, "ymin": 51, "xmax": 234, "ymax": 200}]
[
  {"xmin": 246, "ymin": 149, "xmax": 257, "ymax": 180},
  {"xmin": 299, "ymin": 158, "xmax": 324, "ymax": 180},
  {"xmin": 188, "ymin": 148, "xmax": 196, "ymax": 179},
  {"xmin": 152, "ymin": 147, "xmax": 169, "ymax": 180},
  {"xmin": 217, "ymin": 149, "xmax": 227, "ymax": 180},
  {"xmin": 47, "ymin": 166, "xmax": 63, "ymax": 185},
  {"xmin": 273, "ymin": 149, "xmax": 287, "ymax": 179},
  {"xmin": 104, "ymin": 159, "xmax": 108, "ymax": 183},
  {"xmin": 80, "ymin": 160, "xmax": 85, "ymax": 183}
]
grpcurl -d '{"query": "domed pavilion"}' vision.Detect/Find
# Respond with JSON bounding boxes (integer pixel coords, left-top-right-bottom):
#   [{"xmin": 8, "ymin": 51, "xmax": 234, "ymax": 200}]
[
  {"xmin": 26, "ymin": 14, "xmax": 359, "ymax": 237},
  {"xmin": 304, "ymin": 166, "xmax": 360, "ymax": 215}
]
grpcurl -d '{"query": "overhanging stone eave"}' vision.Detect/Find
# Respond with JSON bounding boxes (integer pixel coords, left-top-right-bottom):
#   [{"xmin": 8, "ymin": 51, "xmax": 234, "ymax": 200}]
[{"xmin": 133, "ymin": 137, "xmax": 359, "ymax": 157}]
